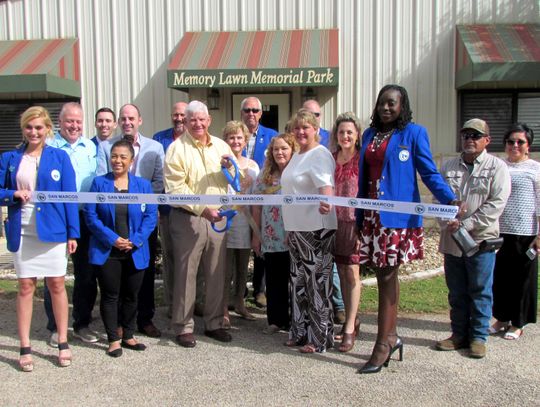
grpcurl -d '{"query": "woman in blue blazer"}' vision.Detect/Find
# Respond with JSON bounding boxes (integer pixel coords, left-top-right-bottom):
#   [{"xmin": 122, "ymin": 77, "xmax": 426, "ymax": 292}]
[
  {"xmin": 355, "ymin": 85, "xmax": 457, "ymax": 374},
  {"xmin": 0, "ymin": 106, "xmax": 79, "ymax": 372},
  {"xmin": 84, "ymin": 139, "xmax": 157, "ymax": 357}
]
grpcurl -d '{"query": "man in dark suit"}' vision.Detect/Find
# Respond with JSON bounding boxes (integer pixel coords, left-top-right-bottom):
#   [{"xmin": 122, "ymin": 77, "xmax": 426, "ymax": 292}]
[
  {"xmin": 91, "ymin": 107, "xmax": 117, "ymax": 147},
  {"xmin": 97, "ymin": 103, "xmax": 165, "ymax": 337},
  {"xmin": 240, "ymin": 96, "xmax": 278, "ymax": 308}
]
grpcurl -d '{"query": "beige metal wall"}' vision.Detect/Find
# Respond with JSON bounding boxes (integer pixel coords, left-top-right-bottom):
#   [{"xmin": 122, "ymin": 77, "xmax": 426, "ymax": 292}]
[{"xmin": 0, "ymin": 0, "xmax": 538, "ymax": 152}]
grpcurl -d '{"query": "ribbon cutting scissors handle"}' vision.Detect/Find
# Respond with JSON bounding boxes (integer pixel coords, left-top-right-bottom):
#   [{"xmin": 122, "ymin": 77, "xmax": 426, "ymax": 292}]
[
  {"xmin": 222, "ymin": 158, "xmax": 241, "ymax": 193},
  {"xmin": 211, "ymin": 209, "xmax": 237, "ymax": 233}
]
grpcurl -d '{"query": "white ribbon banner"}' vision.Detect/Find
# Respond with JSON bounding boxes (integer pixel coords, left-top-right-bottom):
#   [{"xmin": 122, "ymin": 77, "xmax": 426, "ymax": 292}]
[{"xmin": 30, "ymin": 191, "xmax": 458, "ymax": 219}]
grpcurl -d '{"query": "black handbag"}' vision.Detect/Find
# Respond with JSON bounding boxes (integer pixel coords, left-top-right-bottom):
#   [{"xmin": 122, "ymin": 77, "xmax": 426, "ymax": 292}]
[{"xmin": 478, "ymin": 237, "xmax": 504, "ymax": 252}]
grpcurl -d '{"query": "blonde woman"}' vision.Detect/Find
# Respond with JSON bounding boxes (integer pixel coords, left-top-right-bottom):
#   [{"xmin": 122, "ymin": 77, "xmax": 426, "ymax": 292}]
[
  {"xmin": 222, "ymin": 121, "xmax": 260, "ymax": 327},
  {"xmin": 0, "ymin": 106, "xmax": 79, "ymax": 371}
]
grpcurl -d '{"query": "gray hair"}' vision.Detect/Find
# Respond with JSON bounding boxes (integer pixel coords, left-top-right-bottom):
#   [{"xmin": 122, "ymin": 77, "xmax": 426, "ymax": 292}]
[
  {"xmin": 186, "ymin": 100, "xmax": 209, "ymax": 117},
  {"xmin": 240, "ymin": 97, "xmax": 262, "ymax": 111}
]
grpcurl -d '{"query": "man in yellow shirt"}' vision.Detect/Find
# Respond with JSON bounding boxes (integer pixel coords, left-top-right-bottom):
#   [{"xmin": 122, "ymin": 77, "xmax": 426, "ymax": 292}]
[{"xmin": 164, "ymin": 100, "xmax": 234, "ymax": 347}]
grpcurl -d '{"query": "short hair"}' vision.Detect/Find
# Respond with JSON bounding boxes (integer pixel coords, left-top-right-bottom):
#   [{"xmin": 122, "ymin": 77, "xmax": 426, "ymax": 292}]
[
  {"xmin": 111, "ymin": 139, "xmax": 135, "ymax": 159},
  {"xmin": 59, "ymin": 102, "xmax": 83, "ymax": 120},
  {"xmin": 260, "ymin": 133, "xmax": 298, "ymax": 186},
  {"xmin": 222, "ymin": 120, "xmax": 250, "ymax": 143},
  {"xmin": 370, "ymin": 84, "xmax": 413, "ymax": 131},
  {"xmin": 186, "ymin": 100, "xmax": 209, "ymax": 117},
  {"xmin": 20, "ymin": 106, "xmax": 54, "ymax": 139},
  {"xmin": 95, "ymin": 107, "xmax": 116, "ymax": 122},
  {"xmin": 291, "ymin": 109, "xmax": 320, "ymax": 142},
  {"xmin": 119, "ymin": 103, "xmax": 142, "ymax": 118},
  {"xmin": 503, "ymin": 122, "xmax": 534, "ymax": 146},
  {"xmin": 330, "ymin": 112, "xmax": 362, "ymax": 153},
  {"xmin": 240, "ymin": 97, "xmax": 262, "ymax": 111}
]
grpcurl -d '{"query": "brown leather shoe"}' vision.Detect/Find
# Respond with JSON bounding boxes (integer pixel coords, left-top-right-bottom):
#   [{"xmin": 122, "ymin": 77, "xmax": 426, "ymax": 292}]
[
  {"xmin": 435, "ymin": 334, "xmax": 469, "ymax": 351},
  {"xmin": 204, "ymin": 328, "xmax": 232, "ymax": 343},
  {"xmin": 138, "ymin": 323, "xmax": 161, "ymax": 338},
  {"xmin": 176, "ymin": 333, "xmax": 197, "ymax": 348}
]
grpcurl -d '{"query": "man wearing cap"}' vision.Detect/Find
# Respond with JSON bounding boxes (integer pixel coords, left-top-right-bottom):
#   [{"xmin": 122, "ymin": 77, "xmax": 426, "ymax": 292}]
[{"xmin": 436, "ymin": 118, "xmax": 511, "ymax": 359}]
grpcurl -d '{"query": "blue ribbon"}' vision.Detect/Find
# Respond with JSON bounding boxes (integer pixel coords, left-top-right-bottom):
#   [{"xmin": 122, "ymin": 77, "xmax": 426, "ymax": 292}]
[
  {"xmin": 221, "ymin": 158, "xmax": 241, "ymax": 193},
  {"xmin": 211, "ymin": 209, "xmax": 237, "ymax": 233}
]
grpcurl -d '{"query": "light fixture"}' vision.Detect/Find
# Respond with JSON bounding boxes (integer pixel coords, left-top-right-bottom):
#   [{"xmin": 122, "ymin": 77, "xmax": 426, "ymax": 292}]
[
  {"xmin": 207, "ymin": 88, "xmax": 220, "ymax": 110},
  {"xmin": 302, "ymin": 87, "xmax": 317, "ymax": 102}
]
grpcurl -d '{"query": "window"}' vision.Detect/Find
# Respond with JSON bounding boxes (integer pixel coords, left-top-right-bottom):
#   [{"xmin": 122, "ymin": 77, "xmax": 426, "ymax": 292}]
[{"xmin": 459, "ymin": 91, "xmax": 540, "ymax": 152}]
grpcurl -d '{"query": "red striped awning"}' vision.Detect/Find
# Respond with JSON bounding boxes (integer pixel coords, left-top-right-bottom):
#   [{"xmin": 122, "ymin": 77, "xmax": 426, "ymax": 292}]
[
  {"xmin": 456, "ymin": 24, "xmax": 540, "ymax": 89},
  {"xmin": 0, "ymin": 38, "xmax": 80, "ymax": 97},
  {"xmin": 168, "ymin": 29, "xmax": 339, "ymax": 88}
]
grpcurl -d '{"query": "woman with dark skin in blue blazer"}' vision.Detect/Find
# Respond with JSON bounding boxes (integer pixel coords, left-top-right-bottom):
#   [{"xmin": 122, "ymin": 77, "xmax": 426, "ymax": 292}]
[
  {"xmin": 0, "ymin": 106, "xmax": 79, "ymax": 372},
  {"xmin": 355, "ymin": 85, "xmax": 458, "ymax": 374},
  {"xmin": 84, "ymin": 139, "xmax": 157, "ymax": 357}
]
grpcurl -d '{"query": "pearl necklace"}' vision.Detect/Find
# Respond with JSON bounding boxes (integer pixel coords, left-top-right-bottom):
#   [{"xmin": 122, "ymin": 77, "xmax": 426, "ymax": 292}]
[{"xmin": 371, "ymin": 129, "xmax": 394, "ymax": 152}]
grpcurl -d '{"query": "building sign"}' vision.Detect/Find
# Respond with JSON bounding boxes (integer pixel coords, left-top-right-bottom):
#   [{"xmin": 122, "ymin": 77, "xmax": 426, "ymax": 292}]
[{"xmin": 168, "ymin": 68, "xmax": 339, "ymax": 88}]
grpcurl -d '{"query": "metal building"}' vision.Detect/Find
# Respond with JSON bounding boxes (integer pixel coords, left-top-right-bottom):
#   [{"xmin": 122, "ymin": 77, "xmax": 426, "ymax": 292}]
[{"xmin": 0, "ymin": 0, "xmax": 539, "ymax": 153}]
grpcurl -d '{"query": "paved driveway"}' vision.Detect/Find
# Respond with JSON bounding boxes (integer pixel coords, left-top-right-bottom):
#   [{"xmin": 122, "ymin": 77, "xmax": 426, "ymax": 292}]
[{"xmin": 0, "ymin": 297, "xmax": 538, "ymax": 406}]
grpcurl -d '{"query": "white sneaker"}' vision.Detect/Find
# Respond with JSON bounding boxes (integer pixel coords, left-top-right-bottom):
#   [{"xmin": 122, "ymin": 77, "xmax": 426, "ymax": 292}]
[
  {"xmin": 49, "ymin": 331, "xmax": 59, "ymax": 348},
  {"xmin": 73, "ymin": 327, "xmax": 99, "ymax": 343}
]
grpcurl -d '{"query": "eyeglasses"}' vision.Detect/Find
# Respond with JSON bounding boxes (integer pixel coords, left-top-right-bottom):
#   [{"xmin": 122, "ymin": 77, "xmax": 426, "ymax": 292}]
[
  {"xmin": 505, "ymin": 139, "xmax": 527, "ymax": 146},
  {"xmin": 242, "ymin": 108, "xmax": 260, "ymax": 114},
  {"xmin": 461, "ymin": 132, "xmax": 485, "ymax": 141}
]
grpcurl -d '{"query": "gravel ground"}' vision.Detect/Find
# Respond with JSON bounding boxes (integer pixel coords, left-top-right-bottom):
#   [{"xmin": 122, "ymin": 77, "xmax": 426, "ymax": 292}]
[
  {"xmin": 1, "ymin": 233, "xmax": 539, "ymax": 406},
  {"xmin": 0, "ymin": 297, "xmax": 538, "ymax": 406}
]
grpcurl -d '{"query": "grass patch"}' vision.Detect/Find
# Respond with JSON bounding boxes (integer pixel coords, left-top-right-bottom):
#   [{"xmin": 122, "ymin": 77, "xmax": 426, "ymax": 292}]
[
  {"xmin": 0, "ymin": 272, "xmax": 538, "ymax": 316},
  {"xmin": 359, "ymin": 275, "xmax": 450, "ymax": 314}
]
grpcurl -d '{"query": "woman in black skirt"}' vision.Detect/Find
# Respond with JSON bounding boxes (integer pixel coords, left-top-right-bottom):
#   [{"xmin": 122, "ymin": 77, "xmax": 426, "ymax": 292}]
[{"xmin": 491, "ymin": 123, "xmax": 539, "ymax": 340}]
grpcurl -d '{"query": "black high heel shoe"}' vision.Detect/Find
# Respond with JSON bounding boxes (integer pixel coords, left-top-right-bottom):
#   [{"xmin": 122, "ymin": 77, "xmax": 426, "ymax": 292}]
[
  {"xmin": 357, "ymin": 342, "xmax": 390, "ymax": 374},
  {"xmin": 387, "ymin": 336, "xmax": 404, "ymax": 363}
]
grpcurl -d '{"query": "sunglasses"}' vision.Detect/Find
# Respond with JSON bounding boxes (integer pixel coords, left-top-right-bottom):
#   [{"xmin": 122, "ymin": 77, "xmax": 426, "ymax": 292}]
[
  {"xmin": 505, "ymin": 139, "xmax": 527, "ymax": 146},
  {"xmin": 461, "ymin": 132, "xmax": 485, "ymax": 141},
  {"xmin": 242, "ymin": 108, "xmax": 260, "ymax": 114}
]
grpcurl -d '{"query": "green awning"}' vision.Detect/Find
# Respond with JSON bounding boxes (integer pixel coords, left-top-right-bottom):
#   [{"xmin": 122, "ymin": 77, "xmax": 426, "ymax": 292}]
[
  {"xmin": 168, "ymin": 29, "xmax": 339, "ymax": 88},
  {"xmin": 0, "ymin": 38, "xmax": 80, "ymax": 97},
  {"xmin": 456, "ymin": 24, "xmax": 540, "ymax": 89}
]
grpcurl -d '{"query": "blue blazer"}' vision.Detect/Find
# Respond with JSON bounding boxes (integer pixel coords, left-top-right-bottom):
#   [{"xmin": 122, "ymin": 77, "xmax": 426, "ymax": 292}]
[
  {"xmin": 0, "ymin": 145, "xmax": 80, "ymax": 252},
  {"xmin": 319, "ymin": 127, "xmax": 330, "ymax": 148},
  {"xmin": 83, "ymin": 173, "xmax": 157, "ymax": 270},
  {"xmin": 153, "ymin": 127, "xmax": 175, "ymax": 154},
  {"xmin": 242, "ymin": 124, "xmax": 278, "ymax": 168},
  {"xmin": 355, "ymin": 123, "xmax": 456, "ymax": 228},
  {"xmin": 96, "ymin": 134, "xmax": 165, "ymax": 193}
]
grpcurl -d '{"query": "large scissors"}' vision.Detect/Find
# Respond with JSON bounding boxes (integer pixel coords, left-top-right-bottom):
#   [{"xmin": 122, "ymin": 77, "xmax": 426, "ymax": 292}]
[{"xmin": 211, "ymin": 157, "xmax": 241, "ymax": 232}]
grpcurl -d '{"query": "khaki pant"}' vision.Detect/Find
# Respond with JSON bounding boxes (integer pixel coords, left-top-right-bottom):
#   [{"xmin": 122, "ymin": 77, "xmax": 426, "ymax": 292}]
[{"xmin": 169, "ymin": 208, "xmax": 226, "ymax": 334}]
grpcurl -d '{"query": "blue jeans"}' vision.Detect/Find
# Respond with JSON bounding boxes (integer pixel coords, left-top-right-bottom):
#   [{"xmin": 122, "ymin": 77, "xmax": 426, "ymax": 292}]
[
  {"xmin": 332, "ymin": 263, "xmax": 344, "ymax": 312},
  {"xmin": 444, "ymin": 251, "xmax": 496, "ymax": 343}
]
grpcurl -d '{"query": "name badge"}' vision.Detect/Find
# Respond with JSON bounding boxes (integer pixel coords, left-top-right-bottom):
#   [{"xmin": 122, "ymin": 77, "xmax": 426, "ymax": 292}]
[
  {"xmin": 51, "ymin": 169, "xmax": 61, "ymax": 181},
  {"xmin": 399, "ymin": 150, "xmax": 410, "ymax": 162}
]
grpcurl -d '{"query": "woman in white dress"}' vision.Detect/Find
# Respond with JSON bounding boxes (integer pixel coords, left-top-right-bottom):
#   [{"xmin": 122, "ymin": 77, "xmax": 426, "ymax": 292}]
[{"xmin": 0, "ymin": 106, "xmax": 79, "ymax": 372}]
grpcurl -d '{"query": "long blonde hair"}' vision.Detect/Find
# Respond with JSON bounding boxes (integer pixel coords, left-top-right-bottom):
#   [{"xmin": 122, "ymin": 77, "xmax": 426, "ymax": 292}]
[
  {"xmin": 19, "ymin": 106, "xmax": 54, "ymax": 146},
  {"xmin": 261, "ymin": 133, "xmax": 298, "ymax": 186}
]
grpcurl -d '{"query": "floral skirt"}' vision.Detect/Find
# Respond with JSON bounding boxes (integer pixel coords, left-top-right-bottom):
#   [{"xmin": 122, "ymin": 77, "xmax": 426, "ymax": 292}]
[{"xmin": 359, "ymin": 210, "xmax": 424, "ymax": 268}]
